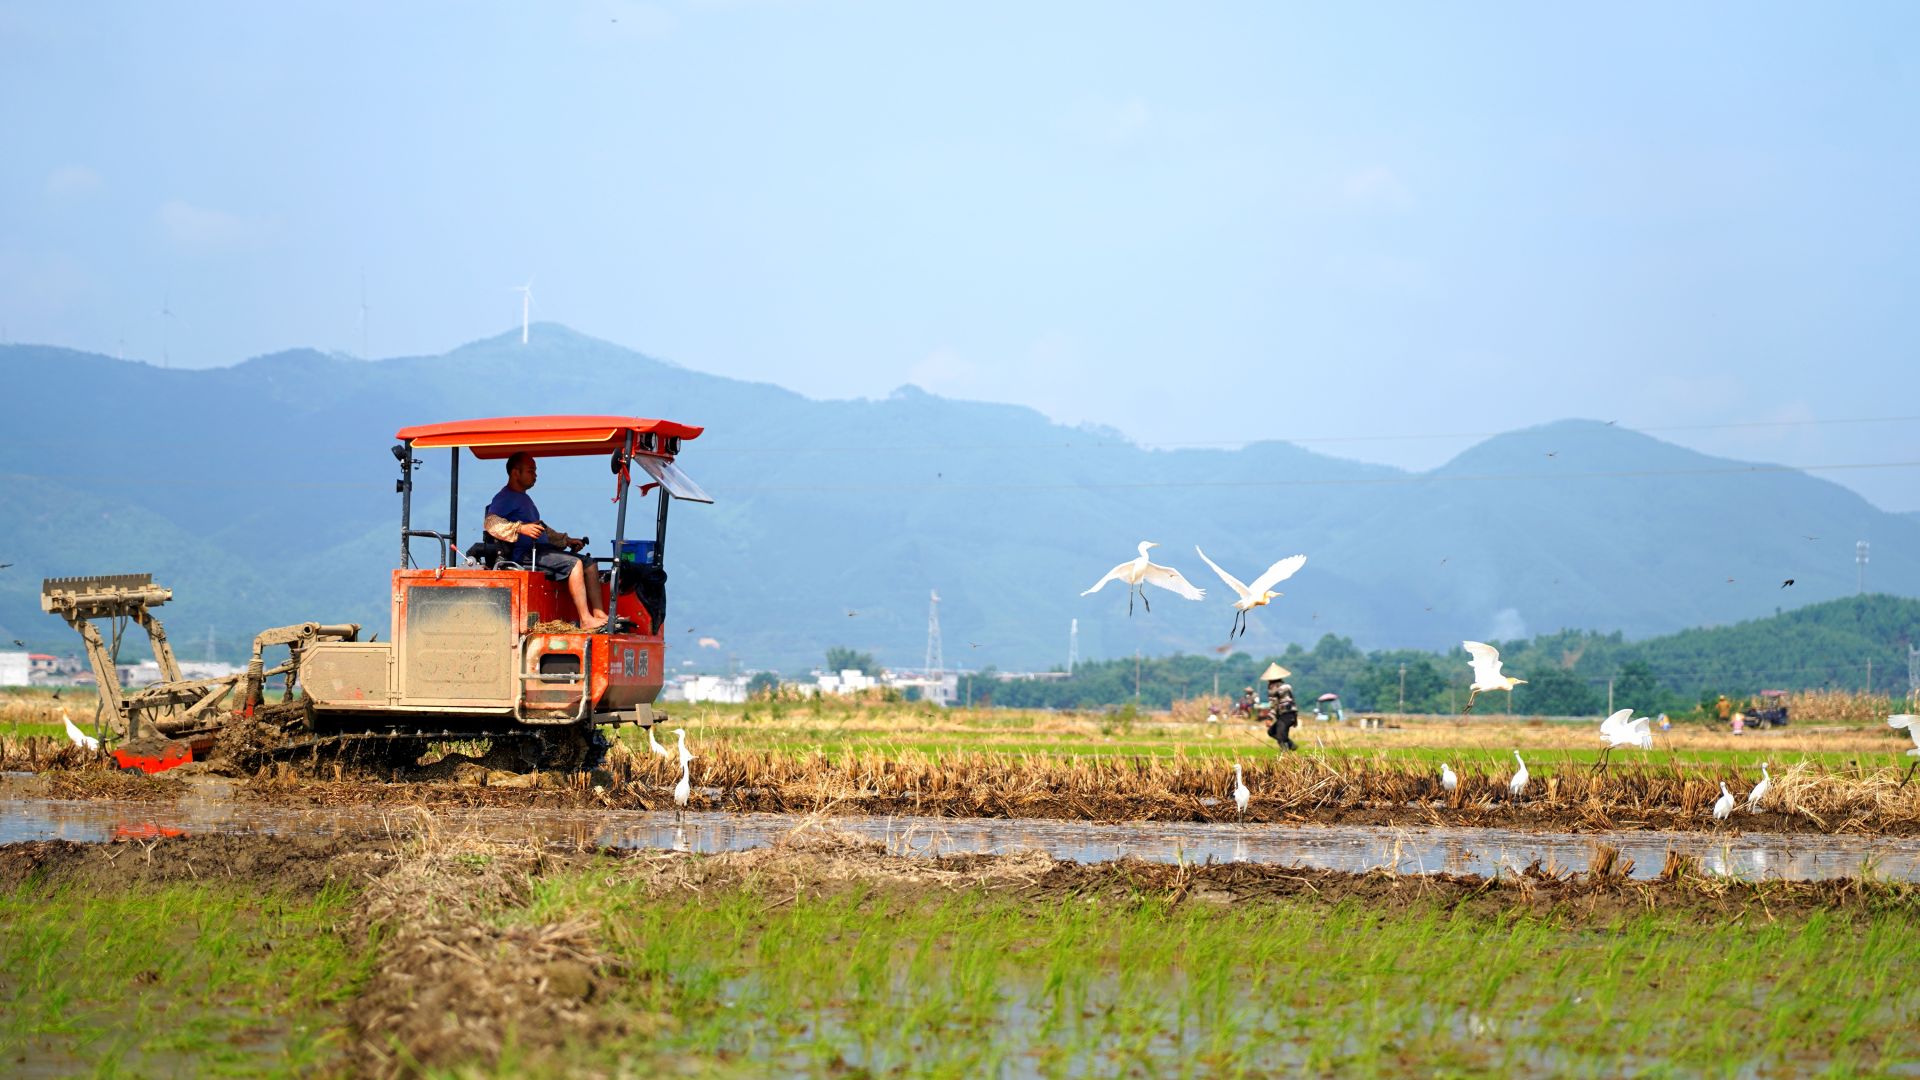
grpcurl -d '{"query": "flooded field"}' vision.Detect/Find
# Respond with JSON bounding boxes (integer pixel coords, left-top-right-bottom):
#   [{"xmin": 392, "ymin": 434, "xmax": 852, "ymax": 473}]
[{"xmin": 9, "ymin": 780, "xmax": 1920, "ymax": 882}]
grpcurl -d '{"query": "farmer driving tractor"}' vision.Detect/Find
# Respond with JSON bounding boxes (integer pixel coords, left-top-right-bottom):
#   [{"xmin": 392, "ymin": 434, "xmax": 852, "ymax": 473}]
[{"xmin": 485, "ymin": 451, "xmax": 608, "ymax": 629}]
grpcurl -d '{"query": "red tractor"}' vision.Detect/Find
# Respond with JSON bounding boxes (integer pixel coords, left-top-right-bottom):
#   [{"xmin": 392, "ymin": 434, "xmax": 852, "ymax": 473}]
[
  {"xmin": 46, "ymin": 414, "xmax": 711, "ymax": 771},
  {"xmin": 294, "ymin": 414, "xmax": 712, "ymax": 767}
]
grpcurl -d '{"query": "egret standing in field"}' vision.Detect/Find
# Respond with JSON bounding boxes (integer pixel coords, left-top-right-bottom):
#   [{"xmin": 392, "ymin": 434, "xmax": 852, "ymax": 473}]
[
  {"xmin": 1508, "ymin": 751, "xmax": 1529, "ymax": 798},
  {"xmin": 1192, "ymin": 548, "xmax": 1308, "ymax": 640},
  {"xmin": 61, "ymin": 713, "xmax": 98, "ymax": 751},
  {"xmin": 1462, "ymin": 642, "xmax": 1526, "ymax": 712},
  {"xmin": 646, "ymin": 725, "xmax": 672, "ymax": 760},
  {"xmin": 1745, "ymin": 763, "xmax": 1772, "ymax": 812},
  {"xmin": 1081, "ymin": 541, "xmax": 1206, "ymax": 615},
  {"xmin": 1889, "ymin": 715, "xmax": 1920, "ymax": 785},
  {"xmin": 1441, "ymin": 762, "xmax": 1459, "ymax": 795},
  {"xmin": 1594, "ymin": 708, "xmax": 1653, "ymax": 772},
  {"xmin": 1233, "ymin": 763, "xmax": 1250, "ymax": 819},
  {"xmin": 1712, "ymin": 781, "xmax": 1736, "ymax": 821},
  {"xmin": 673, "ymin": 753, "xmax": 693, "ymax": 822},
  {"xmin": 673, "ymin": 727, "xmax": 692, "ymax": 766}
]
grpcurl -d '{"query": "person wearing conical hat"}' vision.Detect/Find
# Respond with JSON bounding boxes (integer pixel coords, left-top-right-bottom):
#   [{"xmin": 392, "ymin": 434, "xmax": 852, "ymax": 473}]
[{"xmin": 1260, "ymin": 663, "xmax": 1298, "ymax": 750}]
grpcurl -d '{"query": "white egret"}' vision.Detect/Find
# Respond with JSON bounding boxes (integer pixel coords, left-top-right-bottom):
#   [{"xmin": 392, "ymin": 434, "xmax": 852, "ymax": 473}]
[
  {"xmin": 674, "ymin": 727, "xmax": 692, "ymax": 767},
  {"xmin": 1441, "ymin": 762, "xmax": 1458, "ymax": 794},
  {"xmin": 1081, "ymin": 541, "xmax": 1205, "ymax": 615},
  {"xmin": 1508, "ymin": 751, "xmax": 1529, "ymax": 797},
  {"xmin": 1712, "ymin": 781, "xmax": 1735, "ymax": 821},
  {"xmin": 1232, "ymin": 763, "xmax": 1250, "ymax": 818},
  {"xmin": 1462, "ymin": 642, "xmax": 1526, "ymax": 712},
  {"xmin": 1594, "ymin": 708, "xmax": 1652, "ymax": 772},
  {"xmin": 1192, "ymin": 548, "xmax": 1307, "ymax": 639},
  {"xmin": 673, "ymin": 755, "xmax": 692, "ymax": 822},
  {"xmin": 1889, "ymin": 715, "xmax": 1920, "ymax": 785},
  {"xmin": 61, "ymin": 713, "xmax": 98, "ymax": 751},
  {"xmin": 1745, "ymin": 763, "xmax": 1772, "ymax": 812},
  {"xmin": 646, "ymin": 725, "xmax": 671, "ymax": 760}
]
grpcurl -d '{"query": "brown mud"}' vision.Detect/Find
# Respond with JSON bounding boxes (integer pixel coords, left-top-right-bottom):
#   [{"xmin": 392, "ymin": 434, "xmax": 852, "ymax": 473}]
[{"xmin": 16, "ymin": 730, "xmax": 1920, "ymax": 837}]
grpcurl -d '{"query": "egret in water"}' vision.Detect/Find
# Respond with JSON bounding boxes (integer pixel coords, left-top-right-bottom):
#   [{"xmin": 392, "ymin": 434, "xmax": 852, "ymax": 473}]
[
  {"xmin": 1462, "ymin": 642, "xmax": 1526, "ymax": 712},
  {"xmin": 1192, "ymin": 548, "xmax": 1307, "ymax": 639},
  {"xmin": 673, "ymin": 755, "xmax": 692, "ymax": 822},
  {"xmin": 1712, "ymin": 781, "xmax": 1735, "ymax": 821},
  {"xmin": 674, "ymin": 727, "xmax": 692, "ymax": 766},
  {"xmin": 1890, "ymin": 715, "xmax": 1920, "ymax": 785},
  {"xmin": 1233, "ymin": 763, "xmax": 1250, "ymax": 819},
  {"xmin": 1594, "ymin": 708, "xmax": 1652, "ymax": 772},
  {"xmin": 646, "ymin": 725, "xmax": 672, "ymax": 760},
  {"xmin": 1441, "ymin": 762, "xmax": 1459, "ymax": 794},
  {"xmin": 1081, "ymin": 541, "xmax": 1205, "ymax": 615},
  {"xmin": 1508, "ymin": 751, "xmax": 1529, "ymax": 798},
  {"xmin": 1746, "ymin": 763, "xmax": 1772, "ymax": 812},
  {"xmin": 61, "ymin": 713, "xmax": 98, "ymax": 751}
]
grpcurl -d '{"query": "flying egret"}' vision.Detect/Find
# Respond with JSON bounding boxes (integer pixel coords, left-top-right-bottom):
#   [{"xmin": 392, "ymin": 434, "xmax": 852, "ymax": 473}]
[
  {"xmin": 1232, "ymin": 763, "xmax": 1250, "ymax": 819},
  {"xmin": 1192, "ymin": 548, "xmax": 1307, "ymax": 639},
  {"xmin": 1594, "ymin": 708, "xmax": 1653, "ymax": 772},
  {"xmin": 1441, "ymin": 762, "xmax": 1458, "ymax": 794},
  {"xmin": 1712, "ymin": 781, "xmax": 1735, "ymax": 821},
  {"xmin": 1081, "ymin": 541, "xmax": 1205, "ymax": 615},
  {"xmin": 1889, "ymin": 715, "xmax": 1920, "ymax": 785},
  {"xmin": 1745, "ymin": 763, "xmax": 1772, "ymax": 812},
  {"xmin": 1462, "ymin": 642, "xmax": 1526, "ymax": 712},
  {"xmin": 646, "ymin": 725, "xmax": 672, "ymax": 760},
  {"xmin": 673, "ymin": 755, "xmax": 692, "ymax": 822},
  {"xmin": 1508, "ymin": 751, "xmax": 1529, "ymax": 798},
  {"xmin": 674, "ymin": 727, "xmax": 692, "ymax": 767},
  {"xmin": 61, "ymin": 713, "xmax": 98, "ymax": 752}
]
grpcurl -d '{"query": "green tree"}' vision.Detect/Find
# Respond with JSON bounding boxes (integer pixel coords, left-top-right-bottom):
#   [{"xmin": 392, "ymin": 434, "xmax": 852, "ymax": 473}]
[
  {"xmin": 824, "ymin": 646, "xmax": 877, "ymax": 675},
  {"xmin": 1518, "ymin": 666, "xmax": 1601, "ymax": 716},
  {"xmin": 746, "ymin": 671, "xmax": 780, "ymax": 698},
  {"xmin": 1613, "ymin": 659, "xmax": 1661, "ymax": 713}
]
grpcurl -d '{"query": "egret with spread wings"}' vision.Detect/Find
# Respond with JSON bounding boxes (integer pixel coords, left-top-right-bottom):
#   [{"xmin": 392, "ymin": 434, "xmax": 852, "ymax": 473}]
[
  {"xmin": 1193, "ymin": 547, "xmax": 1307, "ymax": 639},
  {"xmin": 1081, "ymin": 541, "xmax": 1205, "ymax": 615},
  {"xmin": 1594, "ymin": 707, "xmax": 1653, "ymax": 772},
  {"xmin": 1462, "ymin": 640, "xmax": 1526, "ymax": 712}
]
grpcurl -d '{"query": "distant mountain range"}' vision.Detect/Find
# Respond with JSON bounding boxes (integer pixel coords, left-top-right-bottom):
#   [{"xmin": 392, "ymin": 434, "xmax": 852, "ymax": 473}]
[{"xmin": 3, "ymin": 325, "xmax": 1916, "ymax": 671}]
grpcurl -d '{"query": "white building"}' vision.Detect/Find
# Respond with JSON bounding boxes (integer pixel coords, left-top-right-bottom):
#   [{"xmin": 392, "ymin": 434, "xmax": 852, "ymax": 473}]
[
  {"xmin": 671, "ymin": 674, "xmax": 752, "ymax": 704},
  {"xmin": 0, "ymin": 651, "xmax": 29, "ymax": 687}
]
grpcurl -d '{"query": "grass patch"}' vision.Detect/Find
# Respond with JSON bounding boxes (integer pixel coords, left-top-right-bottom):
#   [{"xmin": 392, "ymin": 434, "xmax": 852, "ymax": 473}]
[
  {"xmin": 0, "ymin": 879, "xmax": 374, "ymax": 1076},
  {"xmin": 505, "ymin": 867, "xmax": 1920, "ymax": 1077}
]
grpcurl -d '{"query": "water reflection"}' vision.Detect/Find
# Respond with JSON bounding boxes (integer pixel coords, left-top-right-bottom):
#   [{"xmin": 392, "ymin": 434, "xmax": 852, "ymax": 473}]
[{"xmin": 2, "ymin": 791, "xmax": 1915, "ymax": 882}]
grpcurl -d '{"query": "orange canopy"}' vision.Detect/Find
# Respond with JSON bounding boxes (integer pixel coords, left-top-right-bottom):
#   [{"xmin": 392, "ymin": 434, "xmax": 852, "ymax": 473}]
[{"xmin": 395, "ymin": 415, "xmax": 704, "ymax": 459}]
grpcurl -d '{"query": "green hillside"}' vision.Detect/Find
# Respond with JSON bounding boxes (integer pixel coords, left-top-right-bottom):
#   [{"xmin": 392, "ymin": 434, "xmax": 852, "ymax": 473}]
[
  {"xmin": 2, "ymin": 327, "xmax": 1916, "ymax": 670},
  {"xmin": 977, "ymin": 594, "xmax": 1920, "ymax": 713}
]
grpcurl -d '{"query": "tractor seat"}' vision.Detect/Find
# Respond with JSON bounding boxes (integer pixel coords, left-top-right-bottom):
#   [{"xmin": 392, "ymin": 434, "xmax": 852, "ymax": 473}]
[{"xmin": 464, "ymin": 537, "xmax": 523, "ymax": 569}]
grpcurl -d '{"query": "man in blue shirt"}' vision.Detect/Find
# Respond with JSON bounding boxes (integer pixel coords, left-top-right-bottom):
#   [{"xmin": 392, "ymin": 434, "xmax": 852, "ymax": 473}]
[{"xmin": 484, "ymin": 452, "xmax": 608, "ymax": 630}]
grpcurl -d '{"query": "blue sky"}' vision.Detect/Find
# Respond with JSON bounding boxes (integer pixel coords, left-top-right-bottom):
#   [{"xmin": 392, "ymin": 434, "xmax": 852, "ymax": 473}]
[{"xmin": 4, "ymin": 1, "xmax": 1917, "ymax": 509}]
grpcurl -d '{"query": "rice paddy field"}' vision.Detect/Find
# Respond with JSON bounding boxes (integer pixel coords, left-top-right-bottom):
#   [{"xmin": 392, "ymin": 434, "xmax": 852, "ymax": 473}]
[{"xmin": 6, "ymin": 690, "xmax": 1920, "ymax": 1075}]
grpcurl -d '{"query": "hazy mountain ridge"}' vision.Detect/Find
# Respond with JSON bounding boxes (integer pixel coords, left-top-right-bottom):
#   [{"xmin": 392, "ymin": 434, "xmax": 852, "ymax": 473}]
[{"xmin": 2, "ymin": 327, "xmax": 1915, "ymax": 670}]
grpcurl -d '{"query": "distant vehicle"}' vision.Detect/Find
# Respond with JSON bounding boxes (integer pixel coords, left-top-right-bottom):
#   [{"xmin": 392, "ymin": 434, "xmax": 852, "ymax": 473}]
[{"xmin": 1751, "ymin": 689, "xmax": 1790, "ymax": 728}]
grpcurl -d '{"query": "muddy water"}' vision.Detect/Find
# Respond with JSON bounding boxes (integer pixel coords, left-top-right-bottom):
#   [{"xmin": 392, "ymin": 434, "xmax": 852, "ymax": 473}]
[{"xmin": 5, "ymin": 779, "xmax": 1918, "ymax": 882}]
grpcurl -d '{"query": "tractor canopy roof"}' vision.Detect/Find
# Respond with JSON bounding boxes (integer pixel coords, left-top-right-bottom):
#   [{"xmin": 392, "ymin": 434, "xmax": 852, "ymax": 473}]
[{"xmin": 395, "ymin": 415, "xmax": 704, "ymax": 460}]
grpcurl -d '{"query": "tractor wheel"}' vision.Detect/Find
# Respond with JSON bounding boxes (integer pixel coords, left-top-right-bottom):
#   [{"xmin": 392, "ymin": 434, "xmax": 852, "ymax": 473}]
[{"xmin": 531, "ymin": 726, "xmax": 610, "ymax": 773}]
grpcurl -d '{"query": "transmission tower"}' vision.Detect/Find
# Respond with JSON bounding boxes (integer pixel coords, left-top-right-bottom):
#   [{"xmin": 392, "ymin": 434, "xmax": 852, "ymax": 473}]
[
  {"xmin": 924, "ymin": 590, "xmax": 943, "ymax": 677},
  {"xmin": 1067, "ymin": 618, "xmax": 1078, "ymax": 675}
]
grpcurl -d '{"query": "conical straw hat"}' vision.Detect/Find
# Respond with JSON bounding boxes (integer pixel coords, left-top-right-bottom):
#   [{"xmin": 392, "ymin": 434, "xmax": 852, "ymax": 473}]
[{"xmin": 1260, "ymin": 663, "xmax": 1291, "ymax": 681}]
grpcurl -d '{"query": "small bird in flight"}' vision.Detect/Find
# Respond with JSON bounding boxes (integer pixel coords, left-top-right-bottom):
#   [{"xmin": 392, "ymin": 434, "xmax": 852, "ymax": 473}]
[{"xmin": 1781, "ymin": 579, "xmax": 1794, "ymax": 588}]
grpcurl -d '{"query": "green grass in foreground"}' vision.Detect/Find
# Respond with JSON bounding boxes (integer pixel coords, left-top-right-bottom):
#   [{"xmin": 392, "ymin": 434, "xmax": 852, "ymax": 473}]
[
  {"xmin": 510, "ymin": 871, "xmax": 1920, "ymax": 1078},
  {"xmin": 0, "ymin": 881, "xmax": 373, "ymax": 1077}
]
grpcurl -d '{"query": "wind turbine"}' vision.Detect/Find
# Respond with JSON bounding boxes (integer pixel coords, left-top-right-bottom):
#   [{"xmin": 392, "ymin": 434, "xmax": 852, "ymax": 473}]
[{"xmin": 511, "ymin": 278, "xmax": 535, "ymax": 344}]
